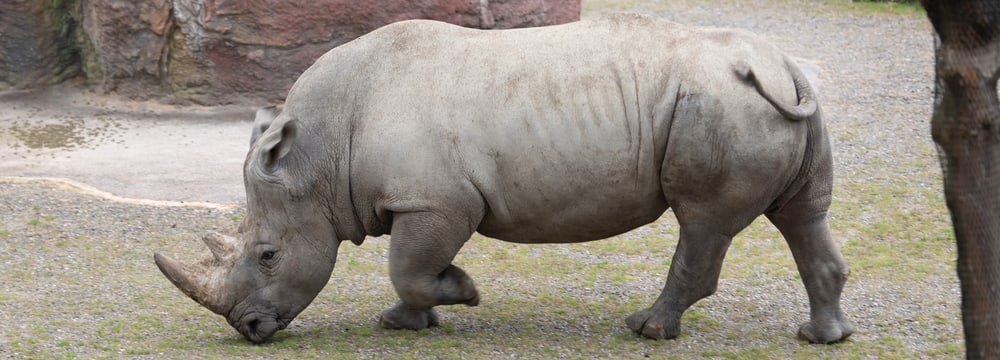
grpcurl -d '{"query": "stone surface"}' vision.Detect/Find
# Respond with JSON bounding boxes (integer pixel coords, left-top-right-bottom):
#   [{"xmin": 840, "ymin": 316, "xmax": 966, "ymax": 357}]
[
  {"xmin": 78, "ymin": 0, "xmax": 174, "ymax": 95},
  {"xmin": 0, "ymin": 0, "xmax": 581, "ymax": 105},
  {"xmin": 0, "ymin": 0, "xmax": 79, "ymax": 87}
]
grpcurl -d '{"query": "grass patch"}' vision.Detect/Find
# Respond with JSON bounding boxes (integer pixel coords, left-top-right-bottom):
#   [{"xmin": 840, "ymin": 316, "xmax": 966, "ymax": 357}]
[
  {"xmin": 0, "ymin": 192, "xmax": 963, "ymax": 357},
  {"xmin": 845, "ymin": 0, "xmax": 924, "ymax": 15},
  {"xmin": 2, "ymin": 169, "xmax": 958, "ymax": 357}
]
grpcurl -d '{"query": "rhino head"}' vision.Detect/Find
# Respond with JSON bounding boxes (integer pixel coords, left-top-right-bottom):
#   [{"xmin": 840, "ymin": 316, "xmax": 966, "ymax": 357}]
[{"xmin": 154, "ymin": 107, "xmax": 345, "ymax": 343}]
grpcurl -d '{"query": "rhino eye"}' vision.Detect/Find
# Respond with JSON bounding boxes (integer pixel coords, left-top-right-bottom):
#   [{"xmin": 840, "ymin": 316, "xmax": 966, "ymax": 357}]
[{"xmin": 261, "ymin": 250, "xmax": 276, "ymax": 261}]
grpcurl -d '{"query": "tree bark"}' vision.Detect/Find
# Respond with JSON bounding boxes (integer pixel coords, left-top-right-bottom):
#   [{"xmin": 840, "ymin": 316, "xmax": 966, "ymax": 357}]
[{"xmin": 922, "ymin": 1, "xmax": 1000, "ymax": 358}]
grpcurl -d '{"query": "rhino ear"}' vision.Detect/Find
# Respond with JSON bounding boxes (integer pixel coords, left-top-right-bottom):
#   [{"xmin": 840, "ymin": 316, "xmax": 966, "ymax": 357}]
[
  {"xmin": 250, "ymin": 106, "xmax": 278, "ymax": 147},
  {"xmin": 256, "ymin": 116, "xmax": 297, "ymax": 172}
]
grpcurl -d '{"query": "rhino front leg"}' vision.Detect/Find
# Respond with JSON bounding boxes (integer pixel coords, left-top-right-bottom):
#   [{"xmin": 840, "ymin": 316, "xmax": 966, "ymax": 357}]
[
  {"xmin": 379, "ymin": 211, "xmax": 480, "ymax": 330},
  {"xmin": 626, "ymin": 223, "xmax": 735, "ymax": 339}
]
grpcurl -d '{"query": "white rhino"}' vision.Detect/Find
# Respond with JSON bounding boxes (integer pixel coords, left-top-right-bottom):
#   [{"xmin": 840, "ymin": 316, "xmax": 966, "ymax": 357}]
[{"xmin": 155, "ymin": 13, "xmax": 853, "ymax": 344}]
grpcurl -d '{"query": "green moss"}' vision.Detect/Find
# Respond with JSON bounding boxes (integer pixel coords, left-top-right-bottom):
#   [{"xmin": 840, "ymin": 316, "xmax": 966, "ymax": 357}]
[{"xmin": 43, "ymin": 0, "xmax": 82, "ymax": 82}]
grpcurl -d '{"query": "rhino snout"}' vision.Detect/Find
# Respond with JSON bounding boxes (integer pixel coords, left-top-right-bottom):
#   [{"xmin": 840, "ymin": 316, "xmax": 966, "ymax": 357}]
[{"xmin": 233, "ymin": 312, "xmax": 289, "ymax": 344}]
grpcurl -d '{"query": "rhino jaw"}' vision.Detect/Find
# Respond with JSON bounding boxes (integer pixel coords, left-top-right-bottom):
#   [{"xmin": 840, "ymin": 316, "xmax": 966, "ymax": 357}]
[{"xmin": 154, "ymin": 252, "xmax": 229, "ymax": 315}]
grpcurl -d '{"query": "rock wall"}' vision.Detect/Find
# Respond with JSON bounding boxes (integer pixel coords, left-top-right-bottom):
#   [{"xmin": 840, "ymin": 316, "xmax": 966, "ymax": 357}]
[
  {"xmin": 0, "ymin": 0, "xmax": 80, "ymax": 87},
  {"xmin": 0, "ymin": 0, "xmax": 580, "ymax": 104}
]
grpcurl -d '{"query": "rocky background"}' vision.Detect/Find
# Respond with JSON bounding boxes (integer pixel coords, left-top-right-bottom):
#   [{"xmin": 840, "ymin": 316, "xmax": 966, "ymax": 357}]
[{"xmin": 0, "ymin": 0, "xmax": 580, "ymax": 105}]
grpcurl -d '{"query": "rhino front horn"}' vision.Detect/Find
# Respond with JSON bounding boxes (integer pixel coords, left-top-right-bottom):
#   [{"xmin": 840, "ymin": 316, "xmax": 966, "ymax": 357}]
[{"xmin": 154, "ymin": 252, "xmax": 228, "ymax": 315}]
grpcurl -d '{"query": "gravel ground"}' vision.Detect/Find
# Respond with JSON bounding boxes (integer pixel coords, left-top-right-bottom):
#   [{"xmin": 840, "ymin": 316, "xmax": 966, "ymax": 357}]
[{"xmin": 0, "ymin": 1, "xmax": 962, "ymax": 358}]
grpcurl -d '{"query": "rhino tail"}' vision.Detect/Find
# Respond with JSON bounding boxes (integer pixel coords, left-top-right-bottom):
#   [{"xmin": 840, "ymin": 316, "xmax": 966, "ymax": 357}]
[{"xmin": 733, "ymin": 57, "xmax": 817, "ymax": 121}]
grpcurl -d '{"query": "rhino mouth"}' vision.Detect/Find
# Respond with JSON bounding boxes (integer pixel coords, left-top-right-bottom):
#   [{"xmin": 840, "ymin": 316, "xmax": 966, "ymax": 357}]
[
  {"xmin": 227, "ymin": 299, "xmax": 291, "ymax": 344},
  {"xmin": 233, "ymin": 311, "xmax": 290, "ymax": 344}
]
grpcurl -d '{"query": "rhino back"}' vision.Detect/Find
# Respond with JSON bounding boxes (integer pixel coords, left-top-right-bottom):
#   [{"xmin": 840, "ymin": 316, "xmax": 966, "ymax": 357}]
[{"xmin": 291, "ymin": 15, "xmax": 815, "ymax": 243}]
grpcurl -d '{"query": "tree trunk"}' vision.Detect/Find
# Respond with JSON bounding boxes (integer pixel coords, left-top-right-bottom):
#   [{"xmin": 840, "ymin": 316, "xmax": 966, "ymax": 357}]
[{"xmin": 922, "ymin": 1, "xmax": 1000, "ymax": 358}]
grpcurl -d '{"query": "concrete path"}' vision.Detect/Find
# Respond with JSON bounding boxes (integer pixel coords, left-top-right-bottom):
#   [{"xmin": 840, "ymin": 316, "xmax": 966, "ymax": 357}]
[{"xmin": 0, "ymin": 87, "xmax": 254, "ymax": 206}]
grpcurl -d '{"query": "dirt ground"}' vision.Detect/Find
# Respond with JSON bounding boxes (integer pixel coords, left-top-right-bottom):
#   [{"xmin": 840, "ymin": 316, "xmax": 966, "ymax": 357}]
[{"xmin": 0, "ymin": 87, "xmax": 251, "ymax": 205}]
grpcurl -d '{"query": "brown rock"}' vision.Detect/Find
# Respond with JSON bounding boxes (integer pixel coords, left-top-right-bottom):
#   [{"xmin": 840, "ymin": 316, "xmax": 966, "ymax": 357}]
[
  {"xmin": 1, "ymin": 0, "xmax": 580, "ymax": 104},
  {"xmin": 78, "ymin": 0, "xmax": 173, "ymax": 95},
  {"xmin": 169, "ymin": 0, "xmax": 581, "ymax": 104}
]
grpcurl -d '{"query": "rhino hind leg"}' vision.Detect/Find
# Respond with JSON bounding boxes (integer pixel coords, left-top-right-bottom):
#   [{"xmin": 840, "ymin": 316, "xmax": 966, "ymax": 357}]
[
  {"xmin": 626, "ymin": 219, "xmax": 742, "ymax": 340},
  {"xmin": 765, "ymin": 187, "xmax": 853, "ymax": 344},
  {"xmin": 379, "ymin": 211, "xmax": 480, "ymax": 330}
]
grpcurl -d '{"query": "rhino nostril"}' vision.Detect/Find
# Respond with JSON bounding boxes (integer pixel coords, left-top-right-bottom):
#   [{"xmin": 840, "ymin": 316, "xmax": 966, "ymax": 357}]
[{"xmin": 247, "ymin": 317, "xmax": 260, "ymax": 331}]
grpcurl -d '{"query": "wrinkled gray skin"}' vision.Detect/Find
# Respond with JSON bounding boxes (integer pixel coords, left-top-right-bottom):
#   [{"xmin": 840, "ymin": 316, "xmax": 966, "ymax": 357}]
[{"xmin": 155, "ymin": 13, "xmax": 853, "ymax": 345}]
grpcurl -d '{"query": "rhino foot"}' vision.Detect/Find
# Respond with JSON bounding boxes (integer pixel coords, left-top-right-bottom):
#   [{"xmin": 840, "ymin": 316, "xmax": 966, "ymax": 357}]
[
  {"xmin": 625, "ymin": 308, "xmax": 682, "ymax": 340},
  {"xmin": 798, "ymin": 318, "xmax": 854, "ymax": 344},
  {"xmin": 379, "ymin": 301, "xmax": 440, "ymax": 330}
]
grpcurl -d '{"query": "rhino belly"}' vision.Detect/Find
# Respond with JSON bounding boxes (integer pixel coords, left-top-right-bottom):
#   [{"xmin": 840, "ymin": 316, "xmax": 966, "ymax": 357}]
[{"xmin": 474, "ymin": 168, "xmax": 669, "ymax": 244}]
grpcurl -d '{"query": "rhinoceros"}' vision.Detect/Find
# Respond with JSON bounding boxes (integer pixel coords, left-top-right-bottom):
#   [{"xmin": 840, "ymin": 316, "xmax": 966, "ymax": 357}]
[{"xmin": 154, "ymin": 13, "xmax": 853, "ymax": 344}]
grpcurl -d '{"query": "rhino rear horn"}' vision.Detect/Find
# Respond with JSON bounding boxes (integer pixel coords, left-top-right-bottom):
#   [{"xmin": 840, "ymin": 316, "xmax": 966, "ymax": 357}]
[
  {"xmin": 203, "ymin": 231, "xmax": 239, "ymax": 264},
  {"xmin": 154, "ymin": 252, "xmax": 229, "ymax": 315}
]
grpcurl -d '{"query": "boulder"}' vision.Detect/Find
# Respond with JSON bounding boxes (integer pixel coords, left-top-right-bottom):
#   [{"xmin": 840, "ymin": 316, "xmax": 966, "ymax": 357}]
[{"xmin": 0, "ymin": 0, "xmax": 581, "ymax": 105}]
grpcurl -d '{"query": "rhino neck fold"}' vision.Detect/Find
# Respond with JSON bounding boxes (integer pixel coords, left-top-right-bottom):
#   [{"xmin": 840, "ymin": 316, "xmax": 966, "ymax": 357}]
[{"xmin": 293, "ymin": 117, "xmax": 368, "ymax": 246}]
